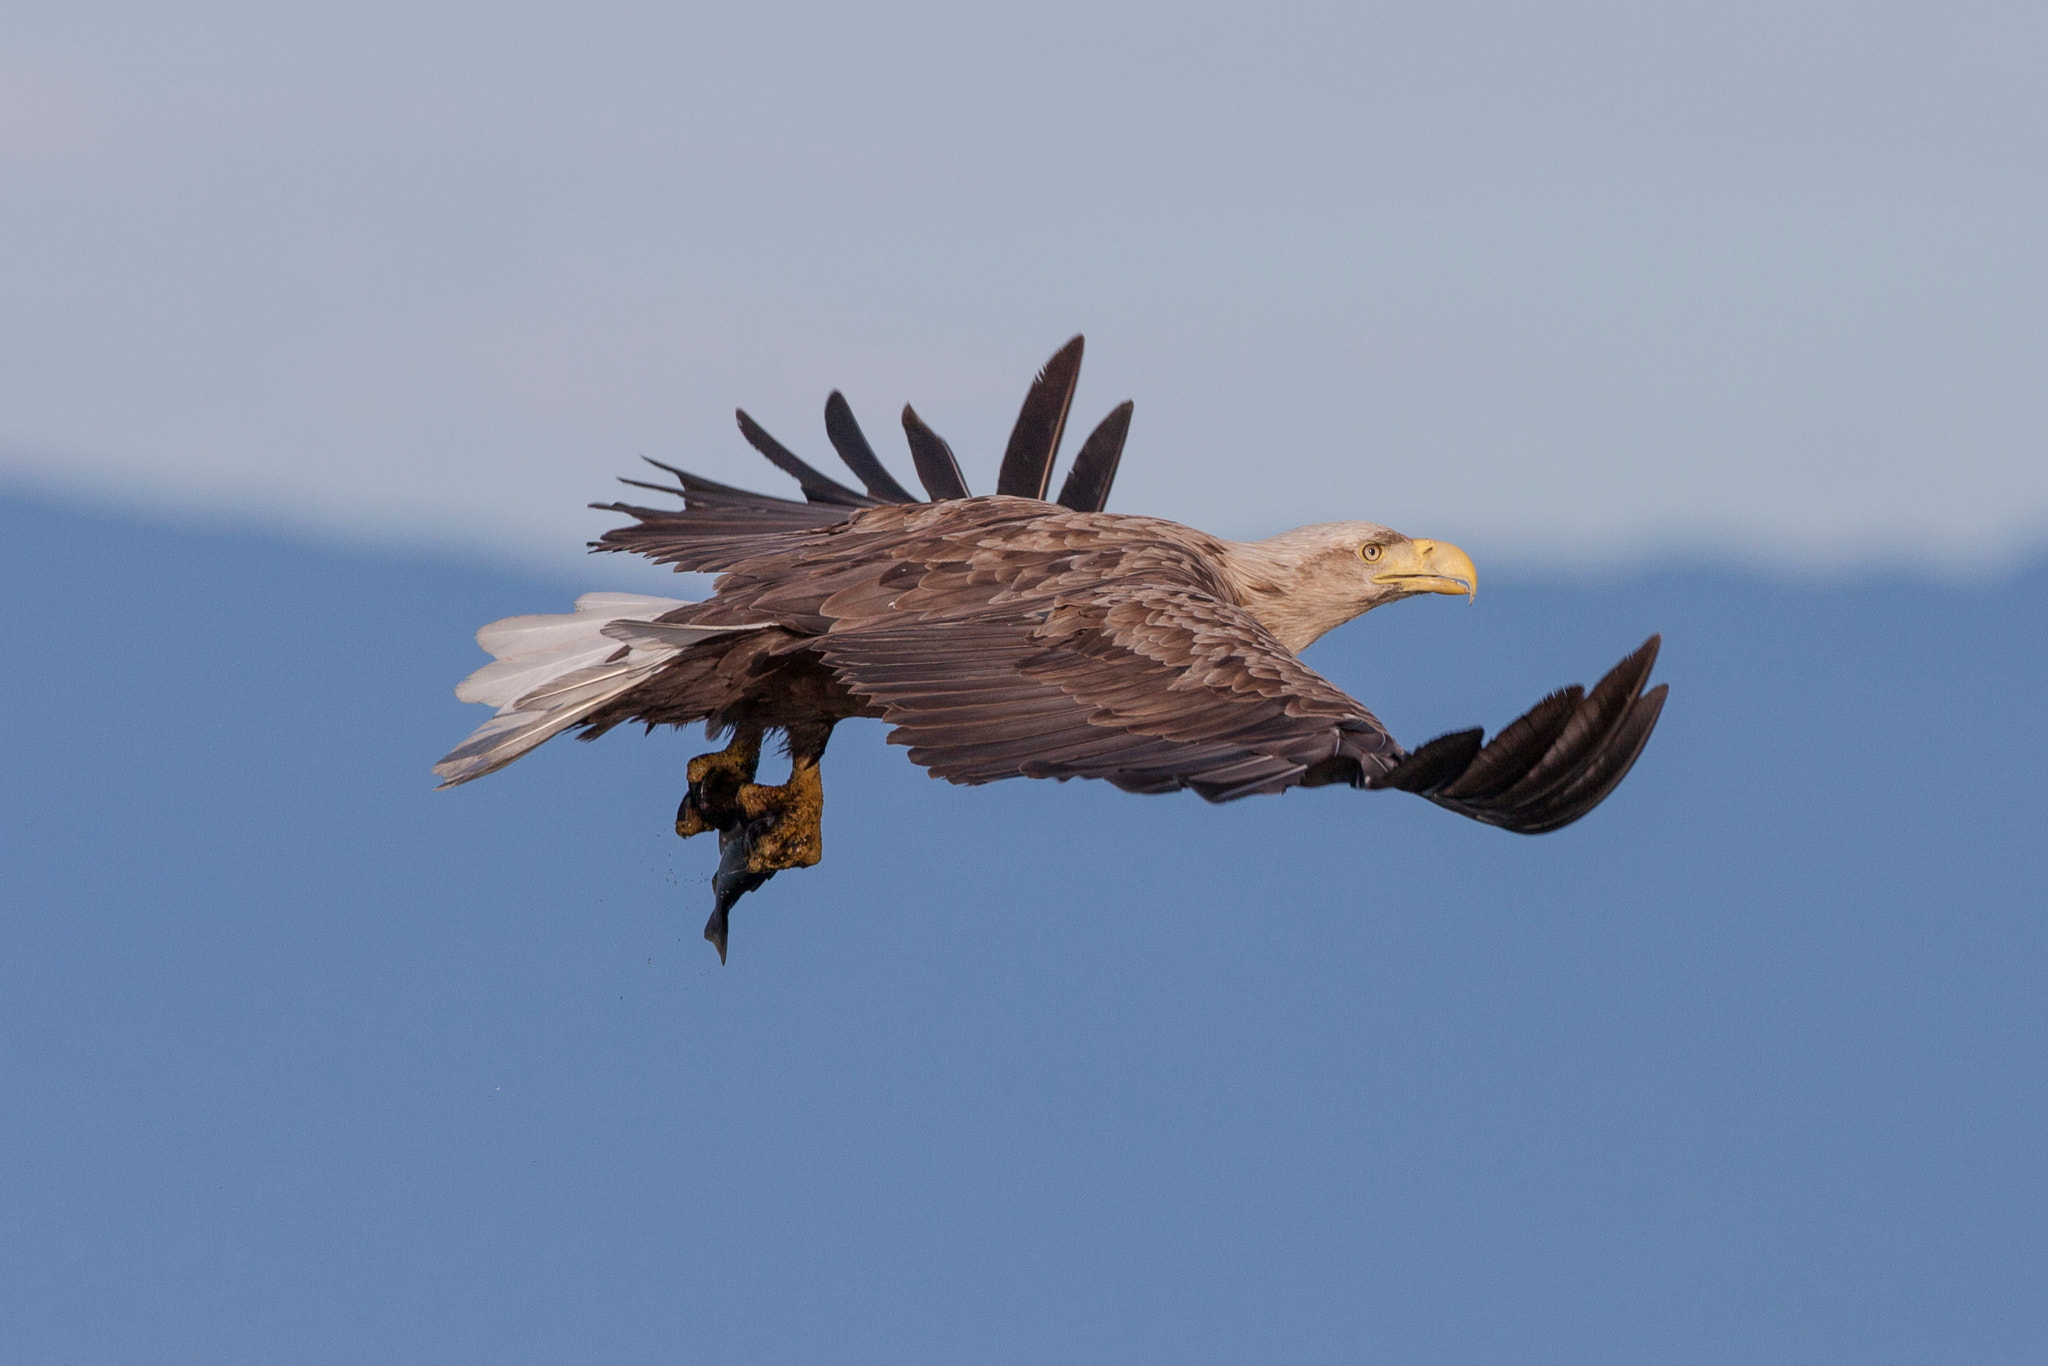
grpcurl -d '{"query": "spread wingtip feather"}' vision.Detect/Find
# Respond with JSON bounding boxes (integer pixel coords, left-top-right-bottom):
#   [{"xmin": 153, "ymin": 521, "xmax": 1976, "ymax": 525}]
[
  {"xmin": 901, "ymin": 404, "xmax": 972, "ymax": 501},
  {"xmin": 997, "ymin": 335, "xmax": 1084, "ymax": 499},
  {"xmin": 1056, "ymin": 400, "xmax": 1133, "ymax": 513},
  {"xmin": 823, "ymin": 391, "xmax": 918, "ymax": 504},
  {"xmin": 1373, "ymin": 635, "xmax": 1666, "ymax": 832}
]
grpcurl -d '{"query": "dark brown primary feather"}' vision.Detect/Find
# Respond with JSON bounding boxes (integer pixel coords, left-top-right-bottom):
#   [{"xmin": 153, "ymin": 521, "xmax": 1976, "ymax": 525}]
[
  {"xmin": 1375, "ymin": 728, "xmax": 1482, "ymax": 795},
  {"xmin": 1370, "ymin": 636, "xmax": 1667, "ymax": 833},
  {"xmin": 599, "ymin": 338, "xmax": 1130, "ymax": 537},
  {"xmin": 823, "ymin": 391, "xmax": 919, "ymax": 504},
  {"xmin": 1056, "ymin": 400, "xmax": 1133, "ymax": 513},
  {"xmin": 997, "ymin": 335, "xmax": 1084, "ymax": 499},
  {"xmin": 900, "ymin": 404, "xmax": 972, "ymax": 500},
  {"xmin": 1436, "ymin": 687, "xmax": 1582, "ymax": 801},
  {"xmin": 598, "ymin": 459, "xmax": 854, "ymax": 538},
  {"xmin": 637, "ymin": 460, "xmax": 834, "ymax": 523},
  {"xmin": 734, "ymin": 409, "xmax": 876, "ymax": 508}
]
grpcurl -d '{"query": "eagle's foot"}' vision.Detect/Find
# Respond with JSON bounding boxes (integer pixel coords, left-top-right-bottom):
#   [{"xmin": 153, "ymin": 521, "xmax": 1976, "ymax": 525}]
[
  {"xmin": 676, "ymin": 729, "xmax": 763, "ymax": 838},
  {"xmin": 734, "ymin": 760, "xmax": 824, "ymax": 874},
  {"xmin": 691, "ymin": 727, "xmax": 833, "ymax": 965}
]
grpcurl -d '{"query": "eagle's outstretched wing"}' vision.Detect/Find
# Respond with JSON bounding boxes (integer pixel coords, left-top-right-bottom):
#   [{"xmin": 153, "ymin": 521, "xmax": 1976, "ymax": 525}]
[
  {"xmin": 817, "ymin": 579, "xmax": 1664, "ymax": 827},
  {"xmin": 1368, "ymin": 636, "xmax": 1666, "ymax": 833},
  {"xmin": 598, "ymin": 495, "xmax": 1665, "ymax": 828},
  {"xmin": 819, "ymin": 586, "xmax": 1402, "ymax": 802}
]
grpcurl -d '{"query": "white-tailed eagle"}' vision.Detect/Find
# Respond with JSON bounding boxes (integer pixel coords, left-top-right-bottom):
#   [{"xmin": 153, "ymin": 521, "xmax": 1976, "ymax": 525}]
[{"xmin": 437, "ymin": 337, "xmax": 1667, "ymax": 960}]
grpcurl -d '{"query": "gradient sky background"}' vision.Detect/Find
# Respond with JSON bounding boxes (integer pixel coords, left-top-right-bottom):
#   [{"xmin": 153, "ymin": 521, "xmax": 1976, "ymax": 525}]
[
  {"xmin": 4, "ymin": 3, "xmax": 2046, "ymax": 1362},
  {"xmin": 4, "ymin": 0, "xmax": 2046, "ymax": 570}
]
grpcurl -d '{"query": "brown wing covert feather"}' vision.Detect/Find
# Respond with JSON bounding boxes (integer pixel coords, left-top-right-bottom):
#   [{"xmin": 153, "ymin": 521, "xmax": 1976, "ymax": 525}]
[
  {"xmin": 818, "ymin": 598, "xmax": 1401, "ymax": 800},
  {"xmin": 725, "ymin": 505, "xmax": 1405, "ymax": 800}
]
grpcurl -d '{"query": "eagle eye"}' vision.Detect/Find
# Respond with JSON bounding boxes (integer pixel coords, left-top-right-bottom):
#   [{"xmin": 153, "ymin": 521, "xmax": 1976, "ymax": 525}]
[{"xmin": 1359, "ymin": 544, "xmax": 1383, "ymax": 563}]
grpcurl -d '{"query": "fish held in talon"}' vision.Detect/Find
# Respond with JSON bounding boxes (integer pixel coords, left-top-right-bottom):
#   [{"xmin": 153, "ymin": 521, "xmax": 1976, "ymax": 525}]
[
  {"xmin": 435, "ymin": 335, "xmax": 1669, "ymax": 962},
  {"xmin": 705, "ymin": 818, "xmax": 778, "ymax": 963}
]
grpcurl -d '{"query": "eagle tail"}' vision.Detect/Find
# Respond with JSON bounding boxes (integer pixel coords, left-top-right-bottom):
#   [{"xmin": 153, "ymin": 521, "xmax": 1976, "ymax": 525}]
[{"xmin": 432, "ymin": 593, "xmax": 768, "ymax": 788}]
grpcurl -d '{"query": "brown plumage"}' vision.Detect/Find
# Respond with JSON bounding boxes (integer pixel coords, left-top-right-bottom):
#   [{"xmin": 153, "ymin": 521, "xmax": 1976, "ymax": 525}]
[{"xmin": 435, "ymin": 337, "xmax": 1668, "ymax": 960}]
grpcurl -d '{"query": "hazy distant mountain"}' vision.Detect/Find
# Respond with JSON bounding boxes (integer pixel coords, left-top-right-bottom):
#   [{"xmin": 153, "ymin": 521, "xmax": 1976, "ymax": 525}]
[{"xmin": 3, "ymin": 492, "xmax": 2041, "ymax": 1364}]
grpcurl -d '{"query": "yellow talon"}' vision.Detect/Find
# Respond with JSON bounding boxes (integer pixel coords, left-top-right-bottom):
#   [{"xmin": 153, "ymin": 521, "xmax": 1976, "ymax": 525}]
[
  {"xmin": 736, "ymin": 760, "xmax": 825, "ymax": 873},
  {"xmin": 675, "ymin": 729, "xmax": 762, "ymax": 838}
]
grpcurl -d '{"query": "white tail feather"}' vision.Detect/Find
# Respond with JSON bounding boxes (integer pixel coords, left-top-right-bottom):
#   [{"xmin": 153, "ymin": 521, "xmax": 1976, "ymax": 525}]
[
  {"xmin": 433, "ymin": 593, "xmax": 771, "ymax": 788},
  {"xmin": 597, "ymin": 618, "xmax": 749, "ymax": 650}
]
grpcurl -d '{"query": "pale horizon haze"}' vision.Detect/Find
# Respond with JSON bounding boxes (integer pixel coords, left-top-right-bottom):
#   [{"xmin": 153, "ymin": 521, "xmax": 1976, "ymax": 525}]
[{"xmin": 4, "ymin": 0, "xmax": 2045, "ymax": 576}]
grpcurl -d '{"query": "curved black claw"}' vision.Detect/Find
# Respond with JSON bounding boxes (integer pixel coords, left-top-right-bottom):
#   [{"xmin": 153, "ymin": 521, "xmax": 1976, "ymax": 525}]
[
  {"xmin": 677, "ymin": 781, "xmax": 726, "ymax": 838},
  {"xmin": 705, "ymin": 817, "xmax": 778, "ymax": 964}
]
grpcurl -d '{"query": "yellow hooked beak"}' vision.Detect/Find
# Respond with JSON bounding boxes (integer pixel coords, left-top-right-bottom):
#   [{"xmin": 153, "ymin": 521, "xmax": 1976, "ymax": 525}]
[{"xmin": 1370, "ymin": 538, "xmax": 1477, "ymax": 599}]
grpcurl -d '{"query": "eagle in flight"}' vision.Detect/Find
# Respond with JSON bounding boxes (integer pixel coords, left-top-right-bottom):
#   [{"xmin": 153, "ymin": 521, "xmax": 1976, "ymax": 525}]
[{"xmin": 436, "ymin": 337, "xmax": 1667, "ymax": 961}]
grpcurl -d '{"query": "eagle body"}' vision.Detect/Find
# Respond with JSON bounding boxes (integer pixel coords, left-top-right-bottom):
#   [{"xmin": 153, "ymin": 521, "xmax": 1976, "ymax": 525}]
[
  {"xmin": 578, "ymin": 496, "xmax": 1420, "ymax": 801},
  {"xmin": 435, "ymin": 338, "xmax": 1667, "ymax": 959}
]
